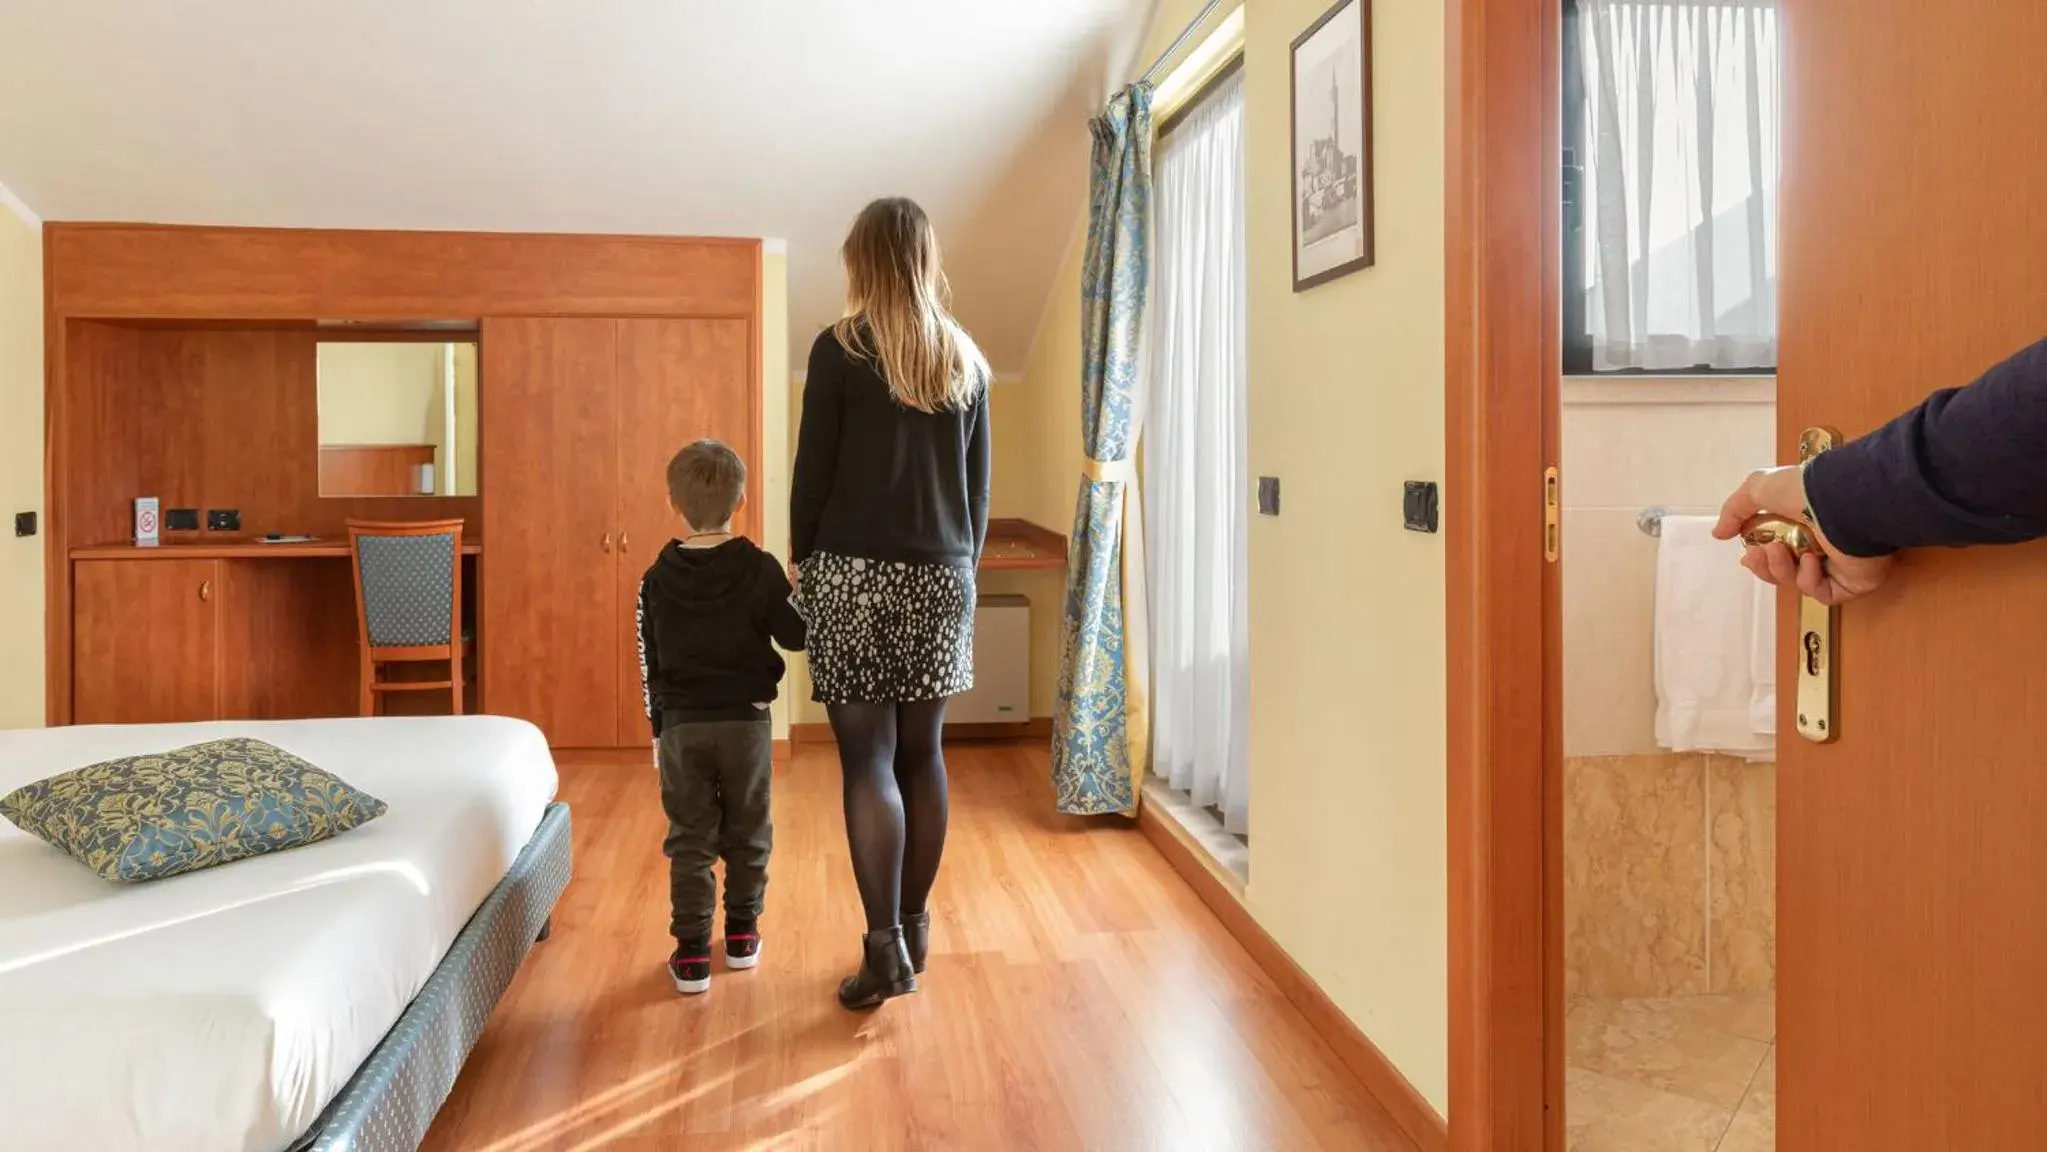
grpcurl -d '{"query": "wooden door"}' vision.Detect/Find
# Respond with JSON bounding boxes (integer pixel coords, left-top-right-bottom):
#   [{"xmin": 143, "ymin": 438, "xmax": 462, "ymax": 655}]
[
  {"xmin": 480, "ymin": 318, "xmax": 622, "ymax": 748},
  {"xmin": 1777, "ymin": 3, "xmax": 2047, "ymax": 1145},
  {"xmin": 614, "ymin": 319, "xmax": 754, "ymax": 743},
  {"xmin": 73, "ymin": 560, "xmax": 220, "ymax": 724}
]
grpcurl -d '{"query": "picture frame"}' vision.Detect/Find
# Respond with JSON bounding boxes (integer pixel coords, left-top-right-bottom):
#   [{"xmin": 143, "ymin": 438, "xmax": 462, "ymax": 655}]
[{"xmin": 1290, "ymin": 0, "xmax": 1374, "ymax": 291}]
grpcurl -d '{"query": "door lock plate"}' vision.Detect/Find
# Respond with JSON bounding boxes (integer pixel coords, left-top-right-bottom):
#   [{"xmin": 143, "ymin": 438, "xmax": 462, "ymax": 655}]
[{"xmin": 1794, "ymin": 426, "xmax": 1842, "ymax": 744}]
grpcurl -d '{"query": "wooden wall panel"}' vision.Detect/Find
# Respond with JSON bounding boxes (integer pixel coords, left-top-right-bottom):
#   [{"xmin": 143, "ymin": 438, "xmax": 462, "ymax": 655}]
[
  {"xmin": 46, "ymin": 225, "xmax": 758, "ymax": 321},
  {"xmin": 67, "ymin": 327, "xmax": 481, "ymax": 547},
  {"xmin": 319, "ymin": 445, "xmax": 438, "ymax": 498}
]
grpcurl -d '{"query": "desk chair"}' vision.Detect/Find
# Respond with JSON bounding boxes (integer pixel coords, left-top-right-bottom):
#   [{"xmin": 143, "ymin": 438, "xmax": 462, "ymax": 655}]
[{"xmin": 346, "ymin": 519, "xmax": 470, "ymax": 717}]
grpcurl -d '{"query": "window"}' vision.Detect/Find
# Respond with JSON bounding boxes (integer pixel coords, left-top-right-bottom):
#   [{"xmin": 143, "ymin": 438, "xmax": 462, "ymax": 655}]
[
  {"xmin": 1146, "ymin": 59, "xmax": 1251, "ymax": 837},
  {"xmin": 1563, "ymin": 0, "xmax": 1781, "ymax": 375}
]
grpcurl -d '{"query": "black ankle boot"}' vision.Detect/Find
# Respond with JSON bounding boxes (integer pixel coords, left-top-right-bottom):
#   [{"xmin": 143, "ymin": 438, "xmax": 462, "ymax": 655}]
[
  {"xmin": 902, "ymin": 910, "xmax": 931, "ymax": 975},
  {"xmin": 838, "ymin": 926, "xmax": 917, "ymax": 1010}
]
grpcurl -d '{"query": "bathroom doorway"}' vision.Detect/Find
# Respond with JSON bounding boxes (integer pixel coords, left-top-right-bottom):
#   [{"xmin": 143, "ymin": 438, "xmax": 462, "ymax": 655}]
[{"xmin": 1558, "ymin": 1, "xmax": 1780, "ymax": 1147}]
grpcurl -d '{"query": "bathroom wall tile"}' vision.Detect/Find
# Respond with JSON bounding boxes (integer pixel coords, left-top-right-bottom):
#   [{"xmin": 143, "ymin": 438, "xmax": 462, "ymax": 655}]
[
  {"xmin": 1565, "ymin": 1067, "xmax": 1733, "ymax": 1152},
  {"xmin": 1564, "ymin": 755, "xmax": 1710, "ymax": 1000},
  {"xmin": 1561, "ymin": 399, "xmax": 1776, "ymax": 510},
  {"xmin": 1562, "ymin": 509, "xmax": 1664, "ymax": 756},
  {"xmin": 1710, "ymin": 757, "xmax": 1778, "ymax": 993},
  {"xmin": 1567, "ymin": 998, "xmax": 1773, "ymax": 1110}
]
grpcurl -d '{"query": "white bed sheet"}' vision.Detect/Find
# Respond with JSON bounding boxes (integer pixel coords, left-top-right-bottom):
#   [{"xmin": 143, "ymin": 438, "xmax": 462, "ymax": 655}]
[{"xmin": 0, "ymin": 716, "xmax": 558, "ymax": 1152}]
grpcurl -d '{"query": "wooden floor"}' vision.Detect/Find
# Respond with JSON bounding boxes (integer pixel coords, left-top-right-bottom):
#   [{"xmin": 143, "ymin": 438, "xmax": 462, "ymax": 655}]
[{"xmin": 423, "ymin": 743, "xmax": 1415, "ymax": 1151}]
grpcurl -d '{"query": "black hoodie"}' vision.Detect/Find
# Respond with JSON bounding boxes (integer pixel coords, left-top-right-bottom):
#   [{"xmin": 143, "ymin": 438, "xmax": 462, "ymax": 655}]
[{"xmin": 636, "ymin": 537, "xmax": 807, "ymax": 736}]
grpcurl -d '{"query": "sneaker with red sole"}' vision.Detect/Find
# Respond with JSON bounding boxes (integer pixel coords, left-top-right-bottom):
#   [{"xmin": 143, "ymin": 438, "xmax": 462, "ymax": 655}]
[
  {"xmin": 724, "ymin": 920, "xmax": 762, "ymax": 970},
  {"xmin": 669, "ymin": 945, "xmax": 711, "ymax": 995}
]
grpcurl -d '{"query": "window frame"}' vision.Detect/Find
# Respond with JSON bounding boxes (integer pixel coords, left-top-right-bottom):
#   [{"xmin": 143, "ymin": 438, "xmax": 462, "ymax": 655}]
[{"xmin": 1559, "ymin": 0, "xmax": 1780, "ymax": 378}]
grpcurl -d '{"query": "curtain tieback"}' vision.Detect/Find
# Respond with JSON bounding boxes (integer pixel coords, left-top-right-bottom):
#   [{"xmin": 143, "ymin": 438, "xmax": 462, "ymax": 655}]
[{"xmin": 1083, "ymin": 457, "xmax": 1137, "ymax": 483}]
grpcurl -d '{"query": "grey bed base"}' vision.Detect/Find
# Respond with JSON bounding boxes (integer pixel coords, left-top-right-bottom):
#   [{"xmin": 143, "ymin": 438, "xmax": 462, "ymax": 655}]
[{"xmin": 288, "ymin": 800, "xmax": 573, "ymax": 1152}]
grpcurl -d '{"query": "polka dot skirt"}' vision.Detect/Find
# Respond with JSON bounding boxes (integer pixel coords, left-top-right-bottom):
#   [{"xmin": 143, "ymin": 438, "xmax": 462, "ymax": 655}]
[{"xmin": 800, "ymin": 552, "xmax": 976, "ymax": 705}]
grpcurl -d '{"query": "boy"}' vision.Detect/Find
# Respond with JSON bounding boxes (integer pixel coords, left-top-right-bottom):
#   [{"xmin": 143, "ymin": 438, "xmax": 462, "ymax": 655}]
[{"xmin": 637, "ymin": 439, "xmax": 806, "ymax": 994}]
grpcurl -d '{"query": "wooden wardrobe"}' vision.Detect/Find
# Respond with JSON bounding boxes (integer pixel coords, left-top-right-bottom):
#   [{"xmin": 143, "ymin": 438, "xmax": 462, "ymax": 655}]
[
  {"xmin": 43, "ymin": 224, "xmax": 764, "ymax": 753},
  {"xmin": 480, "ymin": 318, "xmax": 754, "ymax": 748}
]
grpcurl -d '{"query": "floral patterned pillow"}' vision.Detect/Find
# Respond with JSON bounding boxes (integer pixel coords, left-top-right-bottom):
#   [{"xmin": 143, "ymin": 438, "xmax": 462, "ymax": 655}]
[{"xmin": 0, "ymin": 738, "xmax": 387, "ymax": 882}]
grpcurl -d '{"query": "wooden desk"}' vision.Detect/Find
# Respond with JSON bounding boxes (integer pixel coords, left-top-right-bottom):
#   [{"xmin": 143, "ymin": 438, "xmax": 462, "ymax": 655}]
[
  {"xmin": 69, "ymin": 539, "xmax": 481, "ymax": 724},
  {"xmin": 980, "ymin": 519, "xmax": 1068, "ymax": 572},
  {"xmin": 72, "ymin": 540, "xmax": 484, "ymax": 560}
]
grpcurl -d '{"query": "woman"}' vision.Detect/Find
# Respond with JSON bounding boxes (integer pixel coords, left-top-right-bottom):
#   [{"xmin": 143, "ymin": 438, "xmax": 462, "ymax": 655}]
[{"xmin": 791, "ymin": 197, "xmax": 992, "ymax": 1009}]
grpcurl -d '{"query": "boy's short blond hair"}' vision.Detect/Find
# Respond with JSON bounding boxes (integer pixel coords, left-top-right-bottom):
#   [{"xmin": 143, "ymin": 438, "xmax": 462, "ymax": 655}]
[{"xmin": 667, "ymin": 440, "xmax": 746, "ymax": 531}]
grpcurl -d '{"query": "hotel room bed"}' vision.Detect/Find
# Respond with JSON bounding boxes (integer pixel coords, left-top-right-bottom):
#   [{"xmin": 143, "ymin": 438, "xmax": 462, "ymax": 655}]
[{"xmin": 0, "ymin": 716, "xmax": 571, "ymax": 1152}]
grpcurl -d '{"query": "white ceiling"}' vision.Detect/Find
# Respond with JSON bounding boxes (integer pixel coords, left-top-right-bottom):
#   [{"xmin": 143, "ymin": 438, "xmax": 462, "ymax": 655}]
[{"xmin": 0, "ymin": 0, "xmax": 1162, "ymax": 371}]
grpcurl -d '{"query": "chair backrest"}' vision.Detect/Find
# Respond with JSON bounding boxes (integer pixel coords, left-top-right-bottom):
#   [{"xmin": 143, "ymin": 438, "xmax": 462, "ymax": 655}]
[{"xmin": 346, "ymin": 520, "xmax": 465, "ymax": 651}]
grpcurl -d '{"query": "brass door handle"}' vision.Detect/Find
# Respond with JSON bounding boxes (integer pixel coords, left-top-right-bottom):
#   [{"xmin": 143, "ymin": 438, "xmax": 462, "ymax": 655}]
[
  {"xmin": 620, "ymin": 530, "xmax": 630, "ymax": 554},
  {"xmin": 1792, "ymin": 426, "xmax": 1842, "ymax": 744},
  {"xmin": 1739, "ymin": 515, "xmax": 1820, "ymax": 555},
  {"xmin": 601, "ymin": 533, "xmax": 614, "ymax": 554},
  {"xmin": 199, "ymin": 579, "xmax": 211, "ymax": 603}
]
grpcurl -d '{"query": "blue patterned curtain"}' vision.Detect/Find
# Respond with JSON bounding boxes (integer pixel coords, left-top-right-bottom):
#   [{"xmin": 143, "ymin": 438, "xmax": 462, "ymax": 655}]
[{"xmin": 1053, "ymin": 84, "xmax": 1153, "ymax": 817}]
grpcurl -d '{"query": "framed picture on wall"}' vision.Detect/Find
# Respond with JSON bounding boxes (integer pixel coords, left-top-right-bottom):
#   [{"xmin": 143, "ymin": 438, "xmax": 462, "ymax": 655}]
[{"xmin": 1290, "ymin": 0, "xmax": 1373, "ymax": 291}]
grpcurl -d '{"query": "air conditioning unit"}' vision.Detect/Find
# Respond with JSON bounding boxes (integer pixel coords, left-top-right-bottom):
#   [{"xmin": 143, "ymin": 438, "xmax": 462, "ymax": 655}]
[{"xmin": 949, "ymin": 594, "xmax": 1030, "ymax": 725}]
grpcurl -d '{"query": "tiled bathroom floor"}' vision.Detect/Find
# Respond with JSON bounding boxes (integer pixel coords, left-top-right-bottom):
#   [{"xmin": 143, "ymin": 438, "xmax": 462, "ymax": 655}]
[{"xmin": 1566, "ymin": 993, "xmax": 1776, "ymax": 1152}]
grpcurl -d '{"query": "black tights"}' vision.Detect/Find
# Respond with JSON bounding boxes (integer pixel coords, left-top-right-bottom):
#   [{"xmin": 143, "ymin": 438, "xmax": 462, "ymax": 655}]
[{"xmin": 829, "ymin": 699, "xmax": 950, "ymax": 933}]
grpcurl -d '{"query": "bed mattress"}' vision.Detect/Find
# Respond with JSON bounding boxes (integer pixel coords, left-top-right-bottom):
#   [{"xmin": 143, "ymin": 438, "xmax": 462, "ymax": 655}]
[{"xmin": 0, "ymin": 716, "xmax": 558, "ymax": 1152}]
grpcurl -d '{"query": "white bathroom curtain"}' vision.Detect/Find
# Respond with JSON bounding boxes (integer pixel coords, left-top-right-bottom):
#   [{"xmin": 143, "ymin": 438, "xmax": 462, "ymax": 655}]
[
  {"xmin": 1145, "ymin": 67, "xmax": 1250, "ymax": 835},
  {"xmin": 1578, "ymin": 0, "xmax": 1780, "ymax": 371}
]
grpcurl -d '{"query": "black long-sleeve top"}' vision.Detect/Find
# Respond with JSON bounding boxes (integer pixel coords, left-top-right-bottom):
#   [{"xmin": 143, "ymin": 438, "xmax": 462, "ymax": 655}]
[
  {"xmin": 637, "ymin": 538, "xmax": 807, "ymax": 737},
  {"xmin": 790, "ymin": 327, "xmax": 992, "ymax": 568},
  {"xmin": 1805, "ymin": 338, "xmax": 2047, "ymax": 558}
]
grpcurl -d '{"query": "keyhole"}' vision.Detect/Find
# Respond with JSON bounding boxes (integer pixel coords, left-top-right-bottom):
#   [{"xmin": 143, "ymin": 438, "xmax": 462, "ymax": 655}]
[{"xmin": 1803, "ymin": 630, "xmax": 1824, "ymax": 676}]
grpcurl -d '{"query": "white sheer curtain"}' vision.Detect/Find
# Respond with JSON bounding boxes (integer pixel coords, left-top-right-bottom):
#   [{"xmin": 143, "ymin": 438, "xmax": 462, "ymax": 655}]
[
  {"xmin": 1578, "ymin": 0, "xmax": 1780, "ymax": 371},
  {"xmin": 1145, "ymin": 68, "xmax": 1249, "ymax": 835}
]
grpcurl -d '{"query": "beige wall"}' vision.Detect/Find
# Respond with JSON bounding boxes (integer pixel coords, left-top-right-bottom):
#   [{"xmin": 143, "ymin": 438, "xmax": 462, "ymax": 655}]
[
  {"xmin": 0, "ymin": 204, "xmax": 42, "ymax": 730},
  {"xmin": 1243, "ymin": 0, "xmax": 1447, "ymax": 1112},
  {"xmin": 1006, "ymin": 0, "xmax": 1450, "ymax": 1112}
]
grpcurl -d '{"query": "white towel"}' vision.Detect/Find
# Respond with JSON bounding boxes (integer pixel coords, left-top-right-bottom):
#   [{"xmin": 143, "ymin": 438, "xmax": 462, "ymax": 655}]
[
  {"xmin": 1748, "ymin": 579, "xmax": 1777, "ymax": 750},
  {"xmin": 1653, "ymin": 515, "xmax": 1776, "ymax": 758}
]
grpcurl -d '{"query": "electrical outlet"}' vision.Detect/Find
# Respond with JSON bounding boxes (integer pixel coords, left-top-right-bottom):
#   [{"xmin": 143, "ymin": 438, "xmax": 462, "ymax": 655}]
[
  {"xmin": 13, "ymin": 511, "xmax": 34, "ymax": 538},
  {"xmin": 1404, "ymin": 481, "xmax": 1440, "ymax": 534},
  {"xmin": 207, "ymin": 509, "xmax": 242, "ymax": 532},
  {"xmin": 1257, "ymin": 477, "xmax": 1281, "ymax": 517}
]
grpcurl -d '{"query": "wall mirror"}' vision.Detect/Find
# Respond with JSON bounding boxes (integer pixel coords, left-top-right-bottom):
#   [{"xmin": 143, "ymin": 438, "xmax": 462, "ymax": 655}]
[{"xmin": 316, "ymin": 340, "xmax": 478, "ymax": 497}]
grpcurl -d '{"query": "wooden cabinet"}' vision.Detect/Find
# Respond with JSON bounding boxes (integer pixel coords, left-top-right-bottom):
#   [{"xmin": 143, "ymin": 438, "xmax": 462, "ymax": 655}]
[
  {"xmin": 73, "ymin": 559, "xmax": 221, "ymax": 724},
  {"xmin": 72, "ymin": 556, "xmax": 364, "ymax": 726},
  {"xmin": 482, "ymin": 317, "xmax": 755, "ymax": 749}
]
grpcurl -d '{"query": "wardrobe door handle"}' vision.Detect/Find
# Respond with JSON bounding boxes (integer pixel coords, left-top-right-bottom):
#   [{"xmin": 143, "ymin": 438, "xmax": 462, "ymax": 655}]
[
  {"xmin": 199, "ymin": 580, "xmax": 211, "ymax": 603},
  {"xmin": 619, "ymin": 531, "xmax": 630, "ymax": 554},
  {"xmin": 601, "ymin": 533, "xmax": 614, "ymax": 554}
]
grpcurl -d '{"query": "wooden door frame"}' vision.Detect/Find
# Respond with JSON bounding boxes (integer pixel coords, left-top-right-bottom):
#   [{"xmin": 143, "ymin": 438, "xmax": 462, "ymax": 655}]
[{"xmin": 1444, "ymin": 0, "xmax": 1562, "ymax": 1148}]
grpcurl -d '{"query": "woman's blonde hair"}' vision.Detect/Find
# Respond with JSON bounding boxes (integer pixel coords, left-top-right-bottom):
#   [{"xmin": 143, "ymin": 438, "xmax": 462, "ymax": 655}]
[{"xmin": 831, "ymin": 197, "xmax": 989, "ymax": 413}]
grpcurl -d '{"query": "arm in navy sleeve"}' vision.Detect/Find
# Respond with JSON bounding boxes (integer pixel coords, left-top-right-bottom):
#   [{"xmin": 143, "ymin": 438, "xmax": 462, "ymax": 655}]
[
  {"xmin": 966, "ymin": 384, "xmax": 993, "ymax": 559},
  {"xmin": 790, "ymin": 335, "xmax": 845, "ymax": 566},
  {"xmin": 1803, "ymin": 338, "xmax": 2047, "ymax": 557}
]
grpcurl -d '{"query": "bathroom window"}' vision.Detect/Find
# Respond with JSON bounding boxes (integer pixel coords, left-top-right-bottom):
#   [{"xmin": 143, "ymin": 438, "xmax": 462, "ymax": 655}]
[
  {"xmin": 1146, "ymin": 58, "xmax": 1251, "ymax": 841},
  {"xmin": 1562, "ymin": 0, "xmax": 1781, "ymax": 375}
]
